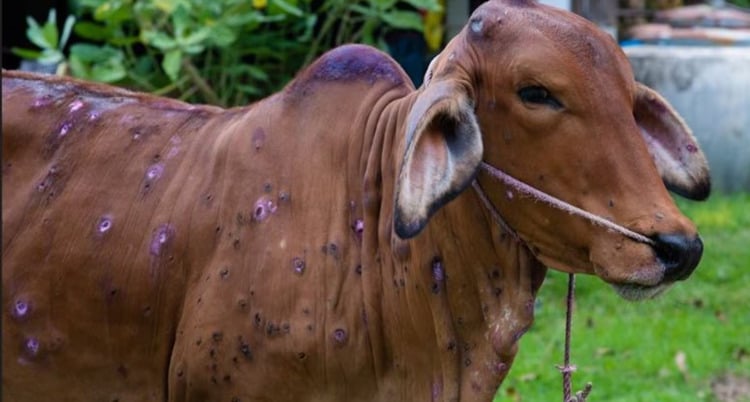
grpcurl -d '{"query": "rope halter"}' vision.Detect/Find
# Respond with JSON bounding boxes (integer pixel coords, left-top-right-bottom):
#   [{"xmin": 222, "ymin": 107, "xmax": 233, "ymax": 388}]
[{"xmin": 472, "ymin": 161, "xmax": 658, "ymax": 402}]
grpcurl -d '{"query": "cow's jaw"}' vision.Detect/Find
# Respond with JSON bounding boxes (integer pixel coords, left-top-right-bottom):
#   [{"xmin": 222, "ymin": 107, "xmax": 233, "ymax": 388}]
[
  {"xmin": 475, "ymin": 170, "xmax": 703, "ymax": 302},
  {"xmin": 474, "ymin": 162, "xmax": 702, "ymax": 300},
  {"xmin": 474, "ymin": 163, "xmax": 686, "ymax": 302}
]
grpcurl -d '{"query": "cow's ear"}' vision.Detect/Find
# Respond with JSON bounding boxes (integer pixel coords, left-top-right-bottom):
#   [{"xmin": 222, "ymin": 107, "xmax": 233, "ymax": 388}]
[
  {"xmin": 634, "ymin": 83, "xmax": 710, "ymax": 200},
  {"xmin": 394, "ymin": 80, "xmax": 483, "ymax": 239}
]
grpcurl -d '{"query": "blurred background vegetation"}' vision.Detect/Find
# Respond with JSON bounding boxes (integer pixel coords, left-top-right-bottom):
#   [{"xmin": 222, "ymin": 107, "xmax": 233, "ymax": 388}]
[
  {"xmin": 9, "ymin": 0, "xmax": 442, "ymax": 106},
  {"xmin": 6, "ymin": 0, "xmax": 749, "ymax": 106}
]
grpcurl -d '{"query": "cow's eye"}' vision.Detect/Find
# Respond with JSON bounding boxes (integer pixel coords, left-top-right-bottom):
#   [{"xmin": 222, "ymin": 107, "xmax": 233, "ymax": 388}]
[{"xmin": 518, "ymin": 86, "xmax": 563, "ymax": 109}]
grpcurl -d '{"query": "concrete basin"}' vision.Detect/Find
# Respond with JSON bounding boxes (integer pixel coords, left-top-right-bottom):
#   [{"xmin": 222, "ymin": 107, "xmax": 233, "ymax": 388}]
[{"xmin": 626, "ymin": 45, "xmax": 750, "ymax": 193}]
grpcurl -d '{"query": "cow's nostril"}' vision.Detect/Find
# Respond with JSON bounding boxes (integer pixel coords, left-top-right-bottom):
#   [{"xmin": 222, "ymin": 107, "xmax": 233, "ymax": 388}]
[{"xmin": 652, "ymin": 234, "xmax": 703, "ymax": 282}]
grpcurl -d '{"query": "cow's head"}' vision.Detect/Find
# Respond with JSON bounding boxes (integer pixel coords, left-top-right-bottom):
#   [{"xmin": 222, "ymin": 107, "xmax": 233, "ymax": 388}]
[{"xmin": 394, "ymin": 0, "xmax": 710, "ymax": 300}]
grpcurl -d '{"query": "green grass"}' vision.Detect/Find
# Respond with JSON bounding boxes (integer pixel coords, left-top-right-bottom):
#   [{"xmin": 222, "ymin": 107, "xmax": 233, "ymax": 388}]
[{"xmin": 495, "ymin": 193, "xmax": 750, "ymax": 402}]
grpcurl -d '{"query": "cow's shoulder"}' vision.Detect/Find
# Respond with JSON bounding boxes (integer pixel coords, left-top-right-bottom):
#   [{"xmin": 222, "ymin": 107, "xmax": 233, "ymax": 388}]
[{"xmin": 283, "ymin": 44, "xmax": 413, "ymax": 100}]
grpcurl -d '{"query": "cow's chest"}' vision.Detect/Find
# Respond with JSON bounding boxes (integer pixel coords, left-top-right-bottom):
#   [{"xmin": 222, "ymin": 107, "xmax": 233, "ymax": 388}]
[{"xmin": 168, "ymin": 194, "xmax": 385, "ymax": 399}]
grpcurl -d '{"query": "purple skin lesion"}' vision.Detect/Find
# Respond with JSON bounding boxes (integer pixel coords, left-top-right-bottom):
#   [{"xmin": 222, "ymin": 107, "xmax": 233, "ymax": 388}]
[
  {"xmin": 150, "ymin": 223, "xmax": 175, "ymax": 256},
  {"xmin": 495, "ymin": 362, "xmax": 508, "ymax": 374},
  {"xmin": 432, "ymin": 258, "xmax": 445, "ymax": 282},
  {"xmin": 252, "ymin": 128, "xmax": 266, "ymax": 151},
  {"xmin": 96, "ymin": 215, "xmax": 113, "ymax": 235},
  {"xmin": 34, "ymin": 165, "xmax": 69, "ymax": 203},
  {"xmin": 252, "ymin": 197, "xmax": 277, "ymax": 222},
  {"xmin": 431, "ymin": 258, "xmax": 447, "ymax": 294},
  {"xmin": 141, "ymin": 163, "xmax": 165, "ymax": 193},
  {"xmin": 12, "ymin": 299, "xmax": 30, "ymax": 319},
  {"xmin": 647, "ymin": 95, "xmax": 669, "ymax": 115},
  {"xmin": 332, "ymin": 328, "xmax": 348, "ymax": 345},
  {"xmin": 352, "ymin": 219, "xmax": 364, "ymax": 240},
  {"xmin": 145, "ymin": 163, "xmax": 164, "ymax": 181},
  {"xmin": 36, "ymin": 166, "xmax": 61, "ymax": 192},
  {"xmin": 287, "ymin": 45, "xmax": 408, "ymax": 99},
  {"xmin": 432, "ymin": 380, "xmax": 442, "ymax": 401},
  {"xmin": 310, "ymin": 45, "xmax": 405, "ymax": 86},
  {"xmin": 292, "ymin": 257, "xmax": 306, "ymax": 275},
  {"xmin": 31, "ymin": 94, "xmax": 56, "ymax": 109},
  {"xmin": 57, "ymin": 121, "xmax": 73, "ymax": 138},
  {"xmin": 49, "ymin": 97, "xmax": 90, "ymax": 144},
  {"xmin": 24, "ymin": 337, "xmax": 40, "ymax": 357}
]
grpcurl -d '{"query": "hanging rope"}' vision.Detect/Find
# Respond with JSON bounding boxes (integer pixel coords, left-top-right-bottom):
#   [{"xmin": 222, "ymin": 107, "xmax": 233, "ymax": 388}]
[
  {"xmin": 472, "ymin": 162, "xmax": 668, "ymax": 402},
  {"xmin": 558, "ymin": 273, "xmax": 593, "ymax": 402},
  {"xmin": 472, "ymin": 162, "xmax": 660, "ymax": 402}
]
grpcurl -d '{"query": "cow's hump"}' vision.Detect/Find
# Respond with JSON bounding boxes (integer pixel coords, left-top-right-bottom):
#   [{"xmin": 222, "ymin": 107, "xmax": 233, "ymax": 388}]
[{"xmin": 286, "ymin": 44, "xmax": 411, "ymax": 99}]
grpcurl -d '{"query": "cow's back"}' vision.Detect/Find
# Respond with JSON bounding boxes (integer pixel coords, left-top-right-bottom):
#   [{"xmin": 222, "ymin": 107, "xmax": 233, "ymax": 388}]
[{"xmin": 2, "ymin": 71, "xmax": 224, "ymax": 401}]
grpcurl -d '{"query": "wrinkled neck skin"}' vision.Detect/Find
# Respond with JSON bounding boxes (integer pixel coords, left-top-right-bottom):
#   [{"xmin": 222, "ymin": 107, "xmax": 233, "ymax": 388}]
[
  {"xmin": 358, "ymin": 91, "xmax": 547, "ymax": 401},
  {"xmin": 203, "ymin": 78, "xmax": 549, "ymax": 400}
]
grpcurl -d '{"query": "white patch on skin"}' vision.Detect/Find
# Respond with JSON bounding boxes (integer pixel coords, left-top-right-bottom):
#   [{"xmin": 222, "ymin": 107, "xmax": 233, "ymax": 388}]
[
  {"xmin": 279, "ymin": 238, "xmax": 287, "ymax": 249},
  {"xmin": 13, "ymin": 300, "xmax": 29, "ymax": 317},
  {"xmin": 470, "ymin": 18, "xmax": 484, "ymax": 34},
  {"xmin": 69, "ymin": 99, "xmax": 84, "ymax": 112},
  {"xmin": 59, "ymin": 122, "xmax": 72, "ymax": 137},
  {"xmin": 145, "ymin": 163, "xmax": 164, "ymax": 181},
  {"xmin": 97, "ymin": 215, "xmax": 113, "ymax": 234},
  {"xmin": 252, "ymin": 197, "xmax": 277, "ymax": 222},
  {"xmin": 167, "ymin": 136, "xmax": 182, "ymax": 159},
  {"xmin": 501, "ymin": 305, "xmax": 513, "ymax": 323}
]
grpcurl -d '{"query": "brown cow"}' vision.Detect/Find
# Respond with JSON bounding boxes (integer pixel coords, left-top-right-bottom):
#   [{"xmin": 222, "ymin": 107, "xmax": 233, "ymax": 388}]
[{"xmin": 2, "ymin": 1, "xmax": 709, "ymax": 401}]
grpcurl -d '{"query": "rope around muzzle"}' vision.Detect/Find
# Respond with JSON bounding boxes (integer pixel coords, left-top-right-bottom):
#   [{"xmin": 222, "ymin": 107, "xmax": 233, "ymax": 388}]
[
  {"xmin": 477, "ymin": 162, "xmax": 655, "ymax": 246},
  {"xmin": 472, "ymin": 162, "xmax": 658, "ymax": 402}
]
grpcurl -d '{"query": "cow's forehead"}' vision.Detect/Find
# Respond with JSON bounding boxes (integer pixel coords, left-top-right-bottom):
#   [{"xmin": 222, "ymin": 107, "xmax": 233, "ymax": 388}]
[
  {"xmin": 472, "ymin": 1, "xmax": 626, "ymax": 67},
  {"xmin": 462, "ymin": 0, "xmax": 634, "ymax": 98}
]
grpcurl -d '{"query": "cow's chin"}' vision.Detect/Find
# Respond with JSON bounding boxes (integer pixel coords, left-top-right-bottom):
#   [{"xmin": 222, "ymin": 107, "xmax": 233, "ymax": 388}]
[
  {"xmin": 594, "ymin": 262, "xmax": 670, "ymax": 301},
  {"xmin": 611, "ymin": 282, "xmax": 672, "ymax": 301},
  {"xmin": 588, "ymin": 240, "xmax": 671, "ymax": 301}
]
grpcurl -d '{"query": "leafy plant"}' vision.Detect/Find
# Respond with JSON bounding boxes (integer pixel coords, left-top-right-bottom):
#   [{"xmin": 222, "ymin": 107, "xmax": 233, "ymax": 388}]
[
  {"xmin": 15, "ymin": 0, "xmax": 441, "ymax": 106},
  {"xmin": 12, "ymin": 9, "xmax": 76, "ymax": 73},
  {"xmin": 304, "ymin": 0, "xmax": 441, "ymax": 65}
]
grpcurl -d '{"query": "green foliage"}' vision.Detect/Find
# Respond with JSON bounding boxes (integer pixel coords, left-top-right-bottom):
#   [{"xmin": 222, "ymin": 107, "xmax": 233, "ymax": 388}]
[
  {"xmin": 495, "ymin": 193, "xmax": 750, "ymax": 402},
  {"xmin": 16, "ymin": 0, "xmax": 440, "ymax": 106},
  {"xmin": 12, "ymin": 9, "xmax": 76, "ymax": 70}
]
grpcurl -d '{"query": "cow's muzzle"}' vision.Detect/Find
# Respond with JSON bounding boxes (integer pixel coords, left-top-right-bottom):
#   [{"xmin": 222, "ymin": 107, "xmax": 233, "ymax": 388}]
[{"xmin": 651, "ymin": 233, "xmax": 703, "ymax": 283}]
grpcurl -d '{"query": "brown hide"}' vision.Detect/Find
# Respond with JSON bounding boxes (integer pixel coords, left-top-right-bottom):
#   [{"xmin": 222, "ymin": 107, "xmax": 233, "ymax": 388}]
[{"xmin": 2, "ymin": 1, "xmax": 708, "ymax": 401}]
